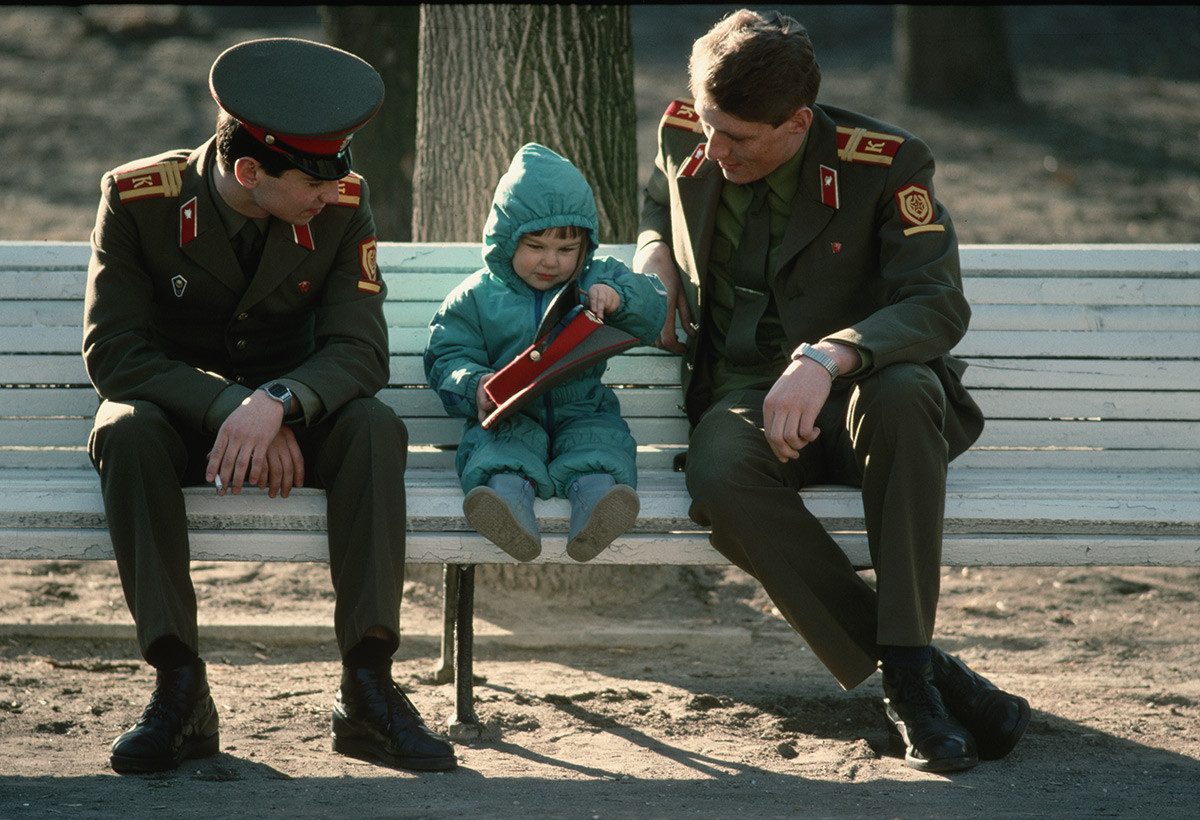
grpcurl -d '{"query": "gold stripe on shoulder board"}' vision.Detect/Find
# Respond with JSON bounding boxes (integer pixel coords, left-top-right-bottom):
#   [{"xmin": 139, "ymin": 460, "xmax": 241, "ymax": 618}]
[
  {"xmin": 115, "ymin": 159, "xmax": 186, "ymax": 201},
  {"xmin": 836, "ymin": 126, "xmax": 905, "ymax": 167}
]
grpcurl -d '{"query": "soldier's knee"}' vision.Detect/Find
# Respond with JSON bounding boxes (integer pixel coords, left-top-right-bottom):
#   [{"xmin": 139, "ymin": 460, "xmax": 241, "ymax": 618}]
[
  {"xmin": 861, "ymin": 363, "xmax": 945, "ymax": 420},
  {"xmin": 90, "ymin": 400, "xmax": 172, "ymax": 450},
  {"xmin": 333, "ymin": 397, "xmax": 408, "ymax": 448}
]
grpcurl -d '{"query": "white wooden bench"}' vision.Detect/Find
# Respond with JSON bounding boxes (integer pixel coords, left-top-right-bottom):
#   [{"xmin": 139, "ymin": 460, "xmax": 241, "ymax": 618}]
[{"xmin": 2, "ymin": 240, "xmax": 1198, "ymax": 732}]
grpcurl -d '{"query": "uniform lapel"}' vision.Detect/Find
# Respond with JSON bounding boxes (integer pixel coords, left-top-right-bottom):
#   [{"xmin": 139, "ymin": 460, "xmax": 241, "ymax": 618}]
[
  {"xmin": 178, "ymin": 140, "xmax": 247, "ymax": 295},
  {"xmin": 239, "ymin": 220, "xmax": 310, "ymax": 309},
  {"xmin": 677, "ymin": 158, "xmax": 722, "ymax": 291},
  {"xmin": 776, "ymin": 106, "xmax": 838, "ymax": 272}
]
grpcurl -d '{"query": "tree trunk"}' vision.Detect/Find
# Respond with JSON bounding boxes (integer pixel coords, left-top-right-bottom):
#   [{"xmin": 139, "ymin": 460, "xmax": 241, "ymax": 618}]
[
  {"xmin": 895, "ymin": 6, "xmax": 1020, "ymax": 108},
  {"xmin": 414, "ymin": 4, "xmax": 637, "ymax": 242},
  {"xmin": 322, "ymin": 6, "xmax": 419, "ymax": 241}
]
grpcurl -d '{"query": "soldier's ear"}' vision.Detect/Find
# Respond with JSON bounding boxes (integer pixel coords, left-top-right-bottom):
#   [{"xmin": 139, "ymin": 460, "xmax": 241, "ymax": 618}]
[
  {"xmin": 787, "ymin": 106, "xmax": 813, "ymax": 136},
  {"xmin": 233, "ymin": 157, "xmax": 262, "ymax": 189}
]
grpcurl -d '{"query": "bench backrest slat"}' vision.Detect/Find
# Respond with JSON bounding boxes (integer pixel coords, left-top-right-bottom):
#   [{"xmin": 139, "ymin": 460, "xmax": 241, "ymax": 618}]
[{"xmin": 2, "ymin": 240, "xmax": 1197, "ymax": 476}]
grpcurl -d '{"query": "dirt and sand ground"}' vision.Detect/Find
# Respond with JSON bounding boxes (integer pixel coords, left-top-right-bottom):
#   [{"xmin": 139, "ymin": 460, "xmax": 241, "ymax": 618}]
[{"xmin": 2, "ymin": 6, "xmax": 1199, "ymax": 819}]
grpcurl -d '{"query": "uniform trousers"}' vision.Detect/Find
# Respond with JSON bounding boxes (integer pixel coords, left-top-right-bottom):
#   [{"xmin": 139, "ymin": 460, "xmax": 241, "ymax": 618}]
[
  {"xmin": 88, "ymin": 397, "xmax": 409, "ymax": 661},
  {"xmin": 685, "ymin": 362, "xmax": 949, "ymax": 689}
]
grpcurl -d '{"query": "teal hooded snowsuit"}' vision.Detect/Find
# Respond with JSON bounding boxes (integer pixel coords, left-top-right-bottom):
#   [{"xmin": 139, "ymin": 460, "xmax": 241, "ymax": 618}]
[{"xmin": 424, "ymin": 144, "xmax": 667, "ymax": 499}]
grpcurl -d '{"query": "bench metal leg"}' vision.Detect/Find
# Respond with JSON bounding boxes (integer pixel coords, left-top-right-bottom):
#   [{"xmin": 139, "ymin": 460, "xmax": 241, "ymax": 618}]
[
  {"xmin": 444, "ymin": 564, "xmax": 483, "ymax": 740},
  {"xmin": 432, "ymin": 564, "xmax": 459, "ymax": 685}
]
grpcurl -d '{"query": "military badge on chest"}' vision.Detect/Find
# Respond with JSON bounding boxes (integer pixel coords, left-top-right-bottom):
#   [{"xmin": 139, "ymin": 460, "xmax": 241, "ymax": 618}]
[{"xmin": 171, "ymin": 275, "xmax": 187, "ymax": 298}]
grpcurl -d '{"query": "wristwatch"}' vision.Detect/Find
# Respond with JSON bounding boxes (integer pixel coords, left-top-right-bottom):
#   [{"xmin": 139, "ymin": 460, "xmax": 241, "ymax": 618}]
[
  {"xmin": 792, "ymin": 342, "xmax": 840, "ymax": 380},
  {"xmin": 261, "ymin": 381, "xmax": 293, "ymax": 411}
]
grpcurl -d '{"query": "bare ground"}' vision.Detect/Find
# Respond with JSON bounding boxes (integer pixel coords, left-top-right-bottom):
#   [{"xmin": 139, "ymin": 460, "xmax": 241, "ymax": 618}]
[{"xmin": 2, "ymin": 5, "xmax": 1200, "ymax": 819}]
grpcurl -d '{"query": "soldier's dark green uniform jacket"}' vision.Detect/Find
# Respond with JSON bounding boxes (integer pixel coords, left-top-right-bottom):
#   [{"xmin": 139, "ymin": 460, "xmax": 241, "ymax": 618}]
[
  {"xmin": 84, "ymin": 137, "xmax": 389, "ymax": 431},
  {"xmin": 638, "ymin": 99, "xmax": 986, "ymax": 689},
  {"xmin": 83, "ymin": 138, "xmax": 404, "ymax": 659},
  {"xmin": 638, "ymin": 99, "xmax": 984, "ymax": 454}
]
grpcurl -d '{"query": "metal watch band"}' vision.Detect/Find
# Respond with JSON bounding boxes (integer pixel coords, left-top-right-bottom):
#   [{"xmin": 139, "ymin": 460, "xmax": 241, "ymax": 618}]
[
  {"xmin": 793, "ymin": 342, "xmax": 840, "ymax": 380},
  {"xmin": 262, "ymin": 382, "xmax": 292, "ymax": 407}
]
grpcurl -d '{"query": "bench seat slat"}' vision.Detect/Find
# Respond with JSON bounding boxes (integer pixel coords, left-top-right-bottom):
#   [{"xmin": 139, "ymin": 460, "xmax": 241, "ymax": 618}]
[{"xmin": 2, "ymin": 445, "xmax": 1193, "ymax": 473}]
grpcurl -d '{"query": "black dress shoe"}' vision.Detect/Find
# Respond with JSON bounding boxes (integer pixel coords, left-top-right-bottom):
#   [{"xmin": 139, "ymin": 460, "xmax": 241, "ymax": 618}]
[
  {"xmin": 110, "ymin": 658, "xmax": 219, "ymax": 774},
  {"xmin": 883, "ymin": 663, "xmax": 979, "ymax": 773},
  {"xmin": 332, "ymin": 662, "xmax": 457, "ymax": 771},
  {"xmin": 930, "ymin": 646, "xmax": 1031, "ymax": 760}
]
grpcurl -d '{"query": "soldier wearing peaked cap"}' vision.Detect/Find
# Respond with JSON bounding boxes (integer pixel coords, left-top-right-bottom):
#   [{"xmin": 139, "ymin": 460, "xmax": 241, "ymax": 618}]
[
  {"xmin": 84, "ymin": 38, "xmax": 456, "ymax": 775},
  {"xmin": 635, "ymin": 10, "xmax": 1031, "ymax": 774}
]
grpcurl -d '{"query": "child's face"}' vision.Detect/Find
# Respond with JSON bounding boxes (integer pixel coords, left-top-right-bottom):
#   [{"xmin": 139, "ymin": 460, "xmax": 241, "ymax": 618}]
[{"xmin": 512, "ymin": 233, "xmax": 584, "ymax": 291}]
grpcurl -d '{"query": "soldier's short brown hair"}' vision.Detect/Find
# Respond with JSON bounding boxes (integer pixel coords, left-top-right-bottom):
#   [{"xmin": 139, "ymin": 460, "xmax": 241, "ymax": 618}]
[
  {"xmin": 215, "ymin": 112, "xmax": 294, "ymax": 177},
  {"xmin": 689, "ymin": 9, "xmax": 822, "ymax": 127}
]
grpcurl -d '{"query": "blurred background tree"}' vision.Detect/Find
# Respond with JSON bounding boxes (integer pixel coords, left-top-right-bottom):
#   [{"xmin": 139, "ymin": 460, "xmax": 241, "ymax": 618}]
[{"xmin": 894, "ymin": 5, "xmax": 1021, "ymax": 107}]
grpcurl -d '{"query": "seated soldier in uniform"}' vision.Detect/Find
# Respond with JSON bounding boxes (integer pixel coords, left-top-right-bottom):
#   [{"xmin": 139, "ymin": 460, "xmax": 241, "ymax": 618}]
[
  {"xmin": 424, "ymin": 144, "xmax": 667, "ymax": 563},
  {"xmin": 84, "ymin": 38, "xmax": 455, "ymax": 774},
  {"xmin": 634, "ymin": 10, "xmax": 1030, "ymax": 772}
]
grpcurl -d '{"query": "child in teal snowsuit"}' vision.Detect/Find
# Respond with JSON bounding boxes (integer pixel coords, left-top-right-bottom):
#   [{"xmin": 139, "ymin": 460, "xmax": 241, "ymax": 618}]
[{"xmin": 424, "ymin": 144, "xmax": 667, "ymax": 562}]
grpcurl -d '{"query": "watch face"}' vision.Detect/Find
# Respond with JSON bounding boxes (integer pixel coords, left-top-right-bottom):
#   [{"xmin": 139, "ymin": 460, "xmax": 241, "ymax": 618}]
[{"xmin": 267, "ymin": 383, "xmax": 289, "ymax": 400}]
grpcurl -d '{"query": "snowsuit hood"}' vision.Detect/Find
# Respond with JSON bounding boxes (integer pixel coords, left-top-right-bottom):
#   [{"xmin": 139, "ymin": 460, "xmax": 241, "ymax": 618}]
[{"xmin": 482, "ymin": 143, "xmax": 599, "ymax": 287}]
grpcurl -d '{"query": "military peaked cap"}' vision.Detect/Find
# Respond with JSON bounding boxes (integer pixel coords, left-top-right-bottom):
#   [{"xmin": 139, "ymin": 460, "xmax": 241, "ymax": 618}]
[{"xmin": 209, "ymin": 37, "xmax": 384, "ymax": 180}]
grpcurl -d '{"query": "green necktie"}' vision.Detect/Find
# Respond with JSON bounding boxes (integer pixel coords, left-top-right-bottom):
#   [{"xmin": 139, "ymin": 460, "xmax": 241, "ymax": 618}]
[
  {"xmin": 725, "ymin": 180, "xmax": 772, "ymax": 366},
  {"xmin": 233, "ymin": 220, "xmax": 264, "ymax": 278}
]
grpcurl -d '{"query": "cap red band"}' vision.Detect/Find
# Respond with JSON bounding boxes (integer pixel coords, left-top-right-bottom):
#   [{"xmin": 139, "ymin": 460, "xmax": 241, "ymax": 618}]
[{"xmin": 239, "ymin": 120, "xmax": 354, "ymax": 158}]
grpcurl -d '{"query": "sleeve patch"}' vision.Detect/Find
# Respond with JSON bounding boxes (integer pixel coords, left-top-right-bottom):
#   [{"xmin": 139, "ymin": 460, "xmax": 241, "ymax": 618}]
[
  {"xmin": 115, "ymin": 160, "xmax": 186, "ymax": 202},
  {"xmin": 662, "ymin": 98, "xmax": 704, "ymax": 134},
  {"xmin": 895, "ymin": 183, "xmax": 945, "ymax": 235},
  {"xmin": 357, "ymin": 237, "xmax": 381, "ymax": 293},
  {"xmin": 837, "ymin": 126, "xmax": 905, "ymax": 167}
]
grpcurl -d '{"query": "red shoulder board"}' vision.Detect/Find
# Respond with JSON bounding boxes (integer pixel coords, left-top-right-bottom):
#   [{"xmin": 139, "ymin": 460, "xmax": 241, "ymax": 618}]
[
  {"xmin": 334, "ymin": 172, "xmax": 363, "ymax": 208},
  {"xmin": 836, "ymin": 126, "xmax": 905, "ymax": 167},
  {"xmin": 114, "ymin": 159, "xmax": 187, "ymax": 202},
  {"xmin": 661, "ymin": 98, "xmax": 703, "ymax": 134}
]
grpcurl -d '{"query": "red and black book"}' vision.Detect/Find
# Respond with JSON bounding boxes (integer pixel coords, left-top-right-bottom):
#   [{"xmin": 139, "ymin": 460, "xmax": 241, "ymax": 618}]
[{"xmin": 482, "ymin": 286, "xmax": 638, "ymax": 429}]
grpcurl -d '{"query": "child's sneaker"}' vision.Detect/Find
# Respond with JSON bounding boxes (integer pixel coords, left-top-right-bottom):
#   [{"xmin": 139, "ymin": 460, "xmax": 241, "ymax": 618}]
[
  {"xmin": 463, "ymin": 473, "xmax": 541, "ymax": 561},
  {"xmin": 566, "ymin": 473, "xmax": 639, "ymax": 562}
]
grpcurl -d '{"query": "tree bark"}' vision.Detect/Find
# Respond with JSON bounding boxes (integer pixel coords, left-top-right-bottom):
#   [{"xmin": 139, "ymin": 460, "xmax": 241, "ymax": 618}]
[
  {"xmin": 895, "ymin": 6, "xmax": 1020, "ymax": 108},
  {"xmin": 414, "ymin": 4, "xmax": 637, "ymax": 242},
  {"xmin": 322, "ymin": 6, "xmax": 419, "ymax": 241}
]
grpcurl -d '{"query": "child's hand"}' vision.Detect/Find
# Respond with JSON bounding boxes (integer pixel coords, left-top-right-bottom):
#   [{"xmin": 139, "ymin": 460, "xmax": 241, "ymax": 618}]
[
  {"xmin": 586, "ymin": 283, "xmax": 620, "ymax": 320},
  {"xmin": 476, "ymin": 373, "xmax": 497, "ymax": 422}
]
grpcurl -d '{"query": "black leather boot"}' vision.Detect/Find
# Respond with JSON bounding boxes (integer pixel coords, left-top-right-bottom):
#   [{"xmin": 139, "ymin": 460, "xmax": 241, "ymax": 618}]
[
  {"xmin": 332, "ymin": 662, "xmax": 456, "ymax": 771},
  {"xmin": 110, "ymin": 658, "xmax": 219, "ymax": 773},
  {"xmin": 930, "ymin": 646, "xmax": 1031, "ymax": 760},
  {"xmin": 883, "ymin": 662, "xmax": 979, "ymax": 773}
]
